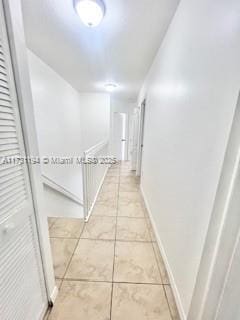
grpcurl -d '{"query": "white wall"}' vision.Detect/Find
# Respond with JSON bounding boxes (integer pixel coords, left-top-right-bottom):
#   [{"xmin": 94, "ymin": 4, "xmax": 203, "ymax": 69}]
[
  {"xmin": 28, "ymin": 50, "xmax": 83, "ymax": 199},
  {"xmin": 79, "ymin": 93, "xmax": 110, "ymax": 151},
  {"xmin": 138, "ymin": 0, "xmax": 240, "ymax": 317},
  {"xmin": 28, "ymin": 51, "xmax": 111, "ymax": 218}
]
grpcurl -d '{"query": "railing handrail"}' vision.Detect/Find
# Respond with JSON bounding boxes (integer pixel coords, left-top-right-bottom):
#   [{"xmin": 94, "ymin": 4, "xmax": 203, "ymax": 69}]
[
  {"xmin": 42, "ymin": 174, "xmax": 84, "ymax": 206},
  {"xmin": 82, "ymin": 139, "xmax": 109, "ymax": 221},
  {"xmin": 84, "ymin": 139, "xmax": 109, "ymax": 157}
]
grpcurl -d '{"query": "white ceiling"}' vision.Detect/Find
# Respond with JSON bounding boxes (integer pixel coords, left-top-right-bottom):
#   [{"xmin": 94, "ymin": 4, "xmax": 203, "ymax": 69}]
[{"xmin": 21, "ymin": 0, "xmax": 179, "ymax": 101}]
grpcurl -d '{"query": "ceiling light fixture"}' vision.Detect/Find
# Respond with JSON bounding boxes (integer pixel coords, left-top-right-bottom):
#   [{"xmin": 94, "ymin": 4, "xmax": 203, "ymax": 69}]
[
  {"xmin": 105, "ymin": 83, "xmax": 118, "ymax": 92},
  {"xmin": 74, "ymin": 0, "xmax": 105, "ymax": 27}
]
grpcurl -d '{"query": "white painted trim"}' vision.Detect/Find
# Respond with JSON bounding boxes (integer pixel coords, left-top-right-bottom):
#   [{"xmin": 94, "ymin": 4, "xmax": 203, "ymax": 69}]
[
  {"xmin": 140, "ymin": 184, "xmax": 186, "ymax": 320},
  {"xmin": 84, "ymin": 165, "xmax": 108, "ymax": 222},
  {"xmin": 3, "ymin": 0, "xmax": 56, "ymax": 306},
  {"xmin": 84, "ymin": 139, "xmax": 109, "ymax": 156},
  {"xmin": 188, "ymin": 92, "xmax": 240, "ymax": 320},
  {"xmin": 136, "ymin": 101, "xmax": 145, "ymax": 177},
  {"xmin": 42, "ymin": 174, "xmax": 84, "ymax": 206},
  {"xmin": 50, "ymin": 285, "xmax": 59, "ymax": 304}
]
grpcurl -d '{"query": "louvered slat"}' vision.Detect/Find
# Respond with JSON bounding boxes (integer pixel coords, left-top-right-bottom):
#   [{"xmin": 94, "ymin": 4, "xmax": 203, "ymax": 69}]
[
  {"xmin": 0, "ymin": 92, "xmax": 11, "ymax": 102},
  {"xmin": 0, "ymin": 127, "xmax": 16, "ymax": 133},
  {"xmin": 0, "ymin": 99, "xmax": 12, "ymax": 108},
  {"xmin": 0, "ymin": 181, "xmax": 25, "ymax": 198},
  {"xmin": 0, "ymin": 10, "xmax": 47, "ymax": 320},
  {"xmin": 0, "ymin": 167, "xmax": 23, "ymax": 183},
  {"xmin": 0, "ymin": 86, "xmax": 9, "ymax": 95},
  {"xmin": 0, "ymin": 119, "xmax": 15, "ymax": 127},
  {"xmin": 0, "ymin": 131, "xmax": 17, "ymax": 138},
  {"xmin": 0, "ymin": 137, "xmax": 18, "ymax": 145},
  {"xmin": 0, "ymin": 217, "xmax": 45, "ymax": 320},
  {"xmin": 0, "ymin": 148, "xmax": 20, "ymax": 157},
  {"xmin": 0, "ymin": 190, "xmax": 26, "ymax": 212},
  {"xmin": 0, "ymin": 164, "xmax": 22, "ymax": 177},
  {"xmin": 0, "ymin": 174, "xmax": 24, "ymax": 192},
  {"xmin": 0, "ymin": 79, "xmax": 8, "ymax": 88}
]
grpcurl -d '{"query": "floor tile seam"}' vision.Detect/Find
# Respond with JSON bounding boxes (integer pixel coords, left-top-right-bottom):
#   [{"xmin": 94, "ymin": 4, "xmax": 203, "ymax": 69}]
[
  {"xmin": 61, "ymin": 222, "xmax": 86, "ymax": 282},
  {"xmin": 58, "ymin": 278, "xmax": 166, "ymax": 286},
  {"xmin": 110, "ymin": 167, "xmax": 120, "ymax": 320}
]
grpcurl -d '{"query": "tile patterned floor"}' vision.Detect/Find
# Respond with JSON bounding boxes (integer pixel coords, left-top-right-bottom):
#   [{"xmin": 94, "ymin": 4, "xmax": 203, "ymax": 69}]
[{"xmin": 47, "ymin": 161, "xmax": 180, "ymax": 320}]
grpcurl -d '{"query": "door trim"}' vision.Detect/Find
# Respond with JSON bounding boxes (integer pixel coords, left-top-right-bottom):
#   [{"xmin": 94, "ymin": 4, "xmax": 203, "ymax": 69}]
[
  {"xmin": 136, "ymin": 99, "xmax": 146, "ymax": 177},
  {"xmin": 189, "ymin": 92, "xmax": 240, "ymax": 319},
  {"xmin": 3, "ymin": 0, "xmax": 56, "ymax": 306}
]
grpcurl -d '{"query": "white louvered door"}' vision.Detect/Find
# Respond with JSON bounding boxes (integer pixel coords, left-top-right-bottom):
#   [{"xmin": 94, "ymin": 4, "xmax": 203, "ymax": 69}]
[{"xmin": 0, "ymin": 3, "xmax": 48, "ymax": 320}]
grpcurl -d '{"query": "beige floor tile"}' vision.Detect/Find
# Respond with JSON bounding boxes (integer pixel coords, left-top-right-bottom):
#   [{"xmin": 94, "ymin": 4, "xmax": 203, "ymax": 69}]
[
  {"xmin": 97, "ymin": 191, "xmax": 118, "ymax": 203},
  {"xmin": 120, "ymin": 176, "xmax": 139, "ymax": 184},
  {"xmin": 108, "ymin": 167, "xmax": 120, "ymax": 171},
  {"xmin": 81, "ymin": 216, "xmax": 116, "ymax": 240},
  {"xmin": 92, "ymin": 202, "xmax": 117, "ymax": 217},
  {"xmin": 114, "ymin": 241, "xmax": 161, "ymax": 284},
  {"xmin": 164, "ymin": 285, "xmax": 180, "ymax": 320},
  {"xmin": 49, "ymin": 281, "xmax": 112, "ymax": 320},
  {"xmin": 116, "ymin": 218, "xmax": 151, "ymax": 242},
  {"xmin": 118, "ymin": 203, "xmax": 145, "ymax": 218},
  {"xmin": 50, "ymin": 238, "xmax": 77, "ymax": 279},
  {"xmin": 107, "ymin": 170, "xmax": 120, "ymax": 176},
  {"xmin": 119, "ymin": 183, "xmax": 139, "ymax": 192},
  {"xmin": 49, "ymin": 218, "xmax": 84, "ymax": 238},
  {"xmin": 153, "ymin": 243, "xmax": 170, "ymax": 284},
  {"xmin": 66, "ymin": 239, "xmax": 114, "ymax": 281},
  {"xmin": 120, "ymin": 171, "xmax": 136, "ymax": 176},
  {"xmin": 104, "ymin": 176, "xmax": 119, "ymax": 184},
  {"xmin": 48, "ymin": 217, "xmax": 57, "ymax": 229},
  {"xmin": 101, "ymin": 182, "xmax": 119, "ymax": 193},
  {"xmin": 112, "ymin": 283, "xmax": 171, "ymax": 320},
  {"xmin": 146, "ymin": 219, "xmax": 157, "ymax": 242},
  {"xmin": 119, "ymin": 192, "xmax": 142, "ymax": 206},
  {"xmin": 96, "ymin": 199, "xmax": 118, "ymax": 209}
]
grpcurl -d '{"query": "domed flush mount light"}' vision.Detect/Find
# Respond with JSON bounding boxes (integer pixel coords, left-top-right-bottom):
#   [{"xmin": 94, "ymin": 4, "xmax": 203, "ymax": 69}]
[
  {"xmin": 105, "ymin": 83, "xmax": 118, "ymax": 92},
  {"xmin": 74, "ymin": 0, "xmax": 105, "ymax": 27}
]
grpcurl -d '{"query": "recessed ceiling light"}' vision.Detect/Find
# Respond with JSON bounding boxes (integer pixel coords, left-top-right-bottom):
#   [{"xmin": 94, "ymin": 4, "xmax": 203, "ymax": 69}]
[
  {"xmin": 105, "ymin": 83, "xmax": 118, "ymax": 92},
  {"xmin": 74, "ymin": 0, "xmax": 105, "ymax": 27}
]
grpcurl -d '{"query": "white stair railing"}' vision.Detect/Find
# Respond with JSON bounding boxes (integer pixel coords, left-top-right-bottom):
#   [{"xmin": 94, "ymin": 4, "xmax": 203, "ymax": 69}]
[{"xmin": 82, "ymin": 140, "xmax": 110, "ymax": 221}]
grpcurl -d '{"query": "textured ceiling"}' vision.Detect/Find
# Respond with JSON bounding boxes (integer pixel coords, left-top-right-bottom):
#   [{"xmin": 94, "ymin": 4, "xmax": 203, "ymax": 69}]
[{"xmin": 21, "ymin": 0, "xmax": 179, "ymax": 100}]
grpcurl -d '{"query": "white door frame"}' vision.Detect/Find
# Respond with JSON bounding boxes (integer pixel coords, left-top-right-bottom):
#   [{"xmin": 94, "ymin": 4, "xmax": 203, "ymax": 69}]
[
  {"xmin": 136, "ymin": 99, "xmax": 146, "ymax": 177},
  {"xmin": 112, "ymin": 111, "xmax": 129, "ymax": 161},
  {"xmin": 189, "ymin": 92, "xmax": 240, "ymax": 319},
  {"xmin": 130, "ymin": 107, "xmax": 140, "ymax": 170},
  {"xmin": 3, "ymin": 0, "xmax": 57, "ymax": 305}
]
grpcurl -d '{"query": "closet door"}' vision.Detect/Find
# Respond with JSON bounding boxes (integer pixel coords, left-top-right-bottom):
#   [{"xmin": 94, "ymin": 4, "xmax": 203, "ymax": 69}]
[{"xmin": 0, "ymin": 3, "xmax": 48, "ymax": 320}]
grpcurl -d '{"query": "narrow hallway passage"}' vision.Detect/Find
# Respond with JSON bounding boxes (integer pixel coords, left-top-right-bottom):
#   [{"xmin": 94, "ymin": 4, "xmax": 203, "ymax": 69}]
[{"xmin": 47, "ymin": 162, "xmax": 179, "ymax": 320}]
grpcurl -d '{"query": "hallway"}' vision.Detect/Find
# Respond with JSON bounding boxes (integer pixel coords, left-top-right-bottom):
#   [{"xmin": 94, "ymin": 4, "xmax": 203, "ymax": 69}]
[{"xmin": 47, "ymin": 161, "xmax": 179, "ymax": 320}]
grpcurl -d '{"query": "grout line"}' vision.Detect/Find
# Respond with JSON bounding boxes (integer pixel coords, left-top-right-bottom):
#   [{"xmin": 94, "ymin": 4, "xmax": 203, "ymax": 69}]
[
  {"xmin": 110, "ymin": 165, "xmax": 120, "ymax": 320},
  {"xmin": 51, "ymin": 236, "xmax": 156, "ymax": 244},
  {"xmin": 49, "ymin": 162, "xmax": 172, "ymax": 318},
  {"xmin": 55, "ymin": 278, "xmax": 167, "ymax": 286},
  {"xmin": 60, "ymin": 221, "xmax": 86, "ymax": 285}
]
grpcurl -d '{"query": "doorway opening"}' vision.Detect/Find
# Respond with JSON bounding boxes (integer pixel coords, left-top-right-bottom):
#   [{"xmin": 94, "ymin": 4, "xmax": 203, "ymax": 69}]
[{"xmin": 112, "ymin": 112, "xmax": 128, "ymax": 161}]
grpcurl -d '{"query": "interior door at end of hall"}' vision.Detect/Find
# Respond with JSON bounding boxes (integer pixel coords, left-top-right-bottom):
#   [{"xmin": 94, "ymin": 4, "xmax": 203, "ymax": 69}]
[{"xmin": 112, "ymin": 112, "xmax": 127, "ymax": 161}]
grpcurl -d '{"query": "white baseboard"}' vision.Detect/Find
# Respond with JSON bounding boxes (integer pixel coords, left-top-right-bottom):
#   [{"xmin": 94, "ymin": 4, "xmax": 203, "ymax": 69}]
[
  {"xmin": 50, "ymin": 285, "xmax": 59, "ymax": 304},
  {"xmin": 140, "ymin": 184, "xmax": 187, "ymax": 320}
]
